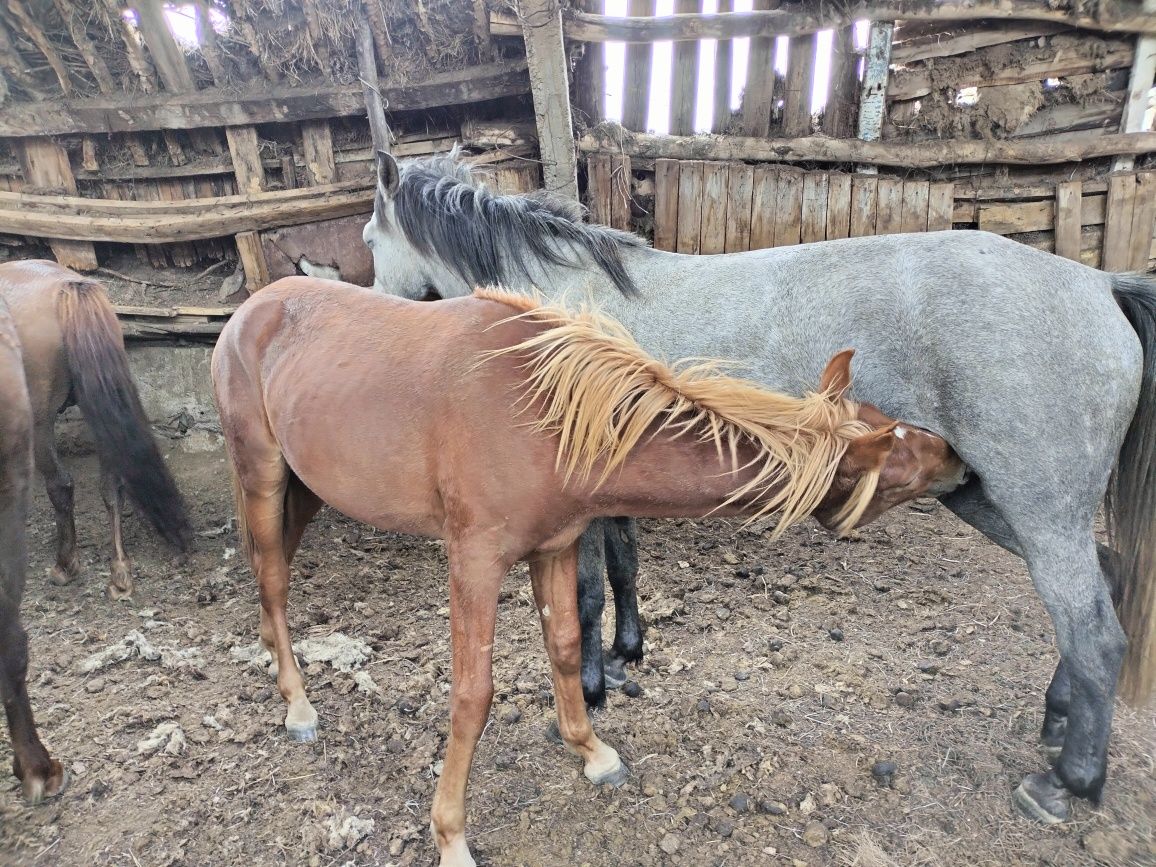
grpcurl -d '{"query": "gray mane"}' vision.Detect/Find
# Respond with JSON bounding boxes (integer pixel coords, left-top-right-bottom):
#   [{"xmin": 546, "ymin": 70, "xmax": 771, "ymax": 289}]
[{"xmin": 383, "ymin": 153, "xmax": 643, "ymax": 296}]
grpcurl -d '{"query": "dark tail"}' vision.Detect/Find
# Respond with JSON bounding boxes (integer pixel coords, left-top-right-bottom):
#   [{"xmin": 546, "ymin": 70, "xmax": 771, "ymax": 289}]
[
  {"xmin": 57, "ymin": 280, "xmax": 191, "ymax": 551},
  {"xmin": 1107, "ymin": 273, "xmax": 1156, "ymax": 705}
]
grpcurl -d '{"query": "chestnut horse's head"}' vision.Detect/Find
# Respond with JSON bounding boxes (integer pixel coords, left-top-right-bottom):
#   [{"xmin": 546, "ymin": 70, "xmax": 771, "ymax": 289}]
[{"xmin": 811, "ymin": 350, "xmax": 967, "ymax": 532}]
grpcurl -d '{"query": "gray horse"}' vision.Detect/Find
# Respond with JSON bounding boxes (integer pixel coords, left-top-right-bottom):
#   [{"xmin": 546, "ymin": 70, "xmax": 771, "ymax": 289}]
[{"xmin": 363, "ymin": 151, "xmax": 1156, "ymax": 826}]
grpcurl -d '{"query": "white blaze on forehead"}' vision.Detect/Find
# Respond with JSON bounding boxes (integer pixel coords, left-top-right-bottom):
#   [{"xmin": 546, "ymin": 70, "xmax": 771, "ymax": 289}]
[{"xmin": 894, "ymin": 426, "xmax": 908, "ymax": 439}]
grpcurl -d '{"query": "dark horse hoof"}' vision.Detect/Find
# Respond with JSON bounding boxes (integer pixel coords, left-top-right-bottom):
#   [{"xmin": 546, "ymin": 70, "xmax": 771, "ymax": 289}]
[
  {"xmin": 545, "ymin": 719, "xmax": 563, "ymax": 746},
  {"xmin": 603, "ymin": 653, "xmax": 629, "ymax": 690},
  {"xmin": 1013, "ymin": 771, "xmax": 1071, "ymax": 825}
]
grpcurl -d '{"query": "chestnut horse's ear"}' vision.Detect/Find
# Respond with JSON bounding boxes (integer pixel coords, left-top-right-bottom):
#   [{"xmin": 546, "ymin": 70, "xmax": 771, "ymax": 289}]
[
  {"xmin": 819, "ymin": 349, "xmax": 855, "ymax": 397},
  {"xmin": 376, "ymin": 150, "xmax": 400, "ymax": 196},
  {"xmin": 843, "ymin": 424, "xmax": 897, "ymax": 473}
]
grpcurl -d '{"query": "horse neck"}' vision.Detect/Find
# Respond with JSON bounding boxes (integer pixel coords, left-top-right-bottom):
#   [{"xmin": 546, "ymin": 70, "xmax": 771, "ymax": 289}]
[{"xmin": 499, "ymin": 243, "xmax": 685, "ymax": 308}]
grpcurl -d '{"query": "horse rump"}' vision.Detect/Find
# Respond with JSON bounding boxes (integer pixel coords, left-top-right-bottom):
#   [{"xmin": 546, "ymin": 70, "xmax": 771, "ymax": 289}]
[
  {"xmin": 56, "ymin": 280, "xmax": 191, "ymax": 551},
  {"xmin": 1107, "ymin": 273, "xmax": 1156, "ymax": 705}
]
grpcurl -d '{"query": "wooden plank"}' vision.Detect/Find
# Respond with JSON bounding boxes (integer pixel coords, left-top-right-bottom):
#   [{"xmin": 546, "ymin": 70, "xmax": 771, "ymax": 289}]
[
  {"xmin": 1114, "ymin": 3, "xmax": 1156, "ymax": 173},
  {"xmin": 586, "ymin": 153, "xmax": 612, "ymax": 226},
  {"xmin": 712, "ymin": 0, "xmax": 734, "ymax": 133},
  {"xmin": 135, "ymin": 0, "xmax": 196, "ymax": 93},
  {"xmin": 1103, "ymin": 173, "xmax": 1138, "ymax": 272},
  {"xmin": 0, "ymin": 61, "xmax": 531, "ymax": 137},
  {"xmin": 81, "ymin": 137, "xmax": 99, "ymax": 172},
  {"xmin": 280, "ymin": 155, "xmax": 297, "ymax": 190},
  {"xmin": 571, "ymin": 0, "xmax": 604, "ymax": 126},
  {"xmin": 519, "ymin": 0, "xmax": 578, "ymax": 200},
  {"xmin": 236, "ymin": 230, "xmax": 270, "ymax": 292},
  {"xmin": 1127, "ymin": 172, "xmax": 1156, "ymax": 270},
  {"xmin": 782, "ymin": 34, "xmax": 818, "ymax": 138},
  {"xmin": 17, "ymin": 137, "xmax": 98, "ymax": 270},
  {"xmin": 826, "ymin": 173, "xmax": 852, "ymax": 240},
  {"xmin": 579, "ymin": 131, "xmax": 1156, "ymax": 169},
  {"xmin": 724, "ymin": 163, "xmax": 754, "ymax": 253},
  {"xmin": 225, "ymin": 126, "xmax": 266, "ymax": 194},
  {"xmin": 355, "ymin": 15, "xmax": 393, "ymax": 153},
  {"xmin": 671, "ymin": 0, "xmax": 702, "ymax": 136},
  {"xmin": 849, "ymin": 176, "xmax": 879, "ymax": 237},
  {"xmin": 622, "ymin": 0, "xmax": 655, "ymax": 132},
  {"xmin": 926, "ymin": 182, "xmax": 955, "ymax": 231},
  {"xmin": 558, "ymin": 3, "xmax": 1156, "ymax": 41},
  {"xmin": 800, "ymin": 172, "xmax": 829, "ymax": 243},
  {"xmin": 892, "ymin": 24, "xmax": 1069, "ymax": 63},
  {"xmin": 875, "ymin": 178, "xmax": 903, "ymax": 235},
  {"xmin": 610, "ymin": 155, "xmax": 633, "ymax": 231},
  {"xmin": 653, "ymin": 158, "xmax": 680, "ymax": 252},
  {"xmin": 773, "ymin": 171, "xmax": 803, "ymax": 247},
  {"xmin": 699, "ymin": 161, "xmax": 729, "ymax": 254},
  {"xmin": 741, "ymin": 0, "xmax": 776, "ymax": 137},
  {"xmin": 901, "ymin": 180, "xmax": 930, "ymax": 233},
  {"xmin": 163, "ymin": 131, "xmax": 186, "ymax": 166},
  {"xmin": 301, "ymin": 121, "xmax": 337, "ymax": 185},
  {"xmin": 822, "ymin": 26, "xmax": 859, "ymax": 138},
  {"xmin": 748, "ymin": 166, "xmax": 778, "ymax": 251},
  {"xmin": 977, "ymin": 193, "xmax": 1107, "ymax": 233},
  {"xmin": 676, "ymin": 160, "xmax": 705, "ymax": 254},
  {"xmin": 1055, "ymin": 180, "xmax": 1083, "ymax": 261},
  {"xmin": 857, "ymin": 22, "xmax": 894, "ymax": 144}
]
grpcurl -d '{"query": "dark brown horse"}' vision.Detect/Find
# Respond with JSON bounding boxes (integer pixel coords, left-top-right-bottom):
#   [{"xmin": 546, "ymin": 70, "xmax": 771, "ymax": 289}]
[
  {"xmin": 0, "ymin": 294, "xmax": 65, "ymax": 804},
  {"xmin": 0, "ymin": 261, "xmax": 191, "ymax": 600},
  {"xmin": 212, "ymin": 277, "xmax": 965, "ymax": 867}
]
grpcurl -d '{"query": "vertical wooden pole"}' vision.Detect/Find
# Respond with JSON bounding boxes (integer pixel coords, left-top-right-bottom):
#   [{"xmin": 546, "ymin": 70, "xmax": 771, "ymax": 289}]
[
  {"xmin": 822, "ymin": 26, "xmax": 860, "ymax": 138},
  {"xmin": 225, "ymin": 126, "xmax": 266, "ymax": 194},
  {"xmin": 653, "ymin": 158, "xmax": 680, "ymax": 252},
  {"xmin": 1054, "ymin": 181, "xmax": 1083, "ymax": 262},
  {"xmin": 518, "ymin": 0, "xmax": 579, "ymax": 201},
  {"xmin": 723, "ymin": 163, "xmax": 754, "ymax": 253},
  {"xmin": 782, "ymin": 34, "xmax": 817, "ymax": 138},
  {"xmin": 622, "ymin": 0, "xmax": 655, "ymax": 132},
  {"xmin": 301, "ymin": 121, "xmax": 337, "ymax": 184},
  {"xmin": 356, "ymin": 14, "xmax": 393, "ymax": 154},
  {"xmin": 1113, "ymin": 0, "xmax": 1156, "ymax": 172},
  {"xmin": 572, "ymin": 0, "xmax": 604, "ymax": 126},
  {"xmin": 135, "ymin": 0, "xmax": 196, "ymax": 92},
  {"xmin": 740, "ymin": 0, "xmax": 777, "ymax": 137},
  {"xmin": 711, "ymin": 0, "xmax": 734, "ymax": 133},
  {"xmin": 1103, "ymin": 173, "xmax": 1138, "ymax": 272},
  {"xmin": 18, "ymin": 137, "xmax": 98, "ymax": 270},
  {"xmin": 856, "ymin": 21, "xmax": 894, "ymax": 176},
  {"xmin": 236, "ymin": 230, "xmax": 270, "ymax": 292},
  {"xmin": 670, "ymin": 0, "xmax": 702, "ymax": 136}
]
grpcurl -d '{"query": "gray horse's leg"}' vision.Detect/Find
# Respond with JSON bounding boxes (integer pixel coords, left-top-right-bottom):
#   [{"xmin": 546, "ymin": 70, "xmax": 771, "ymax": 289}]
[
  {"xmin": 603, "ymin": 517, "xmax": 642, "ymax": 689},
  {"xmin": 940, "ymin": 479, "xmax": 1123, "ymax": 764},
  {"xmin": 577, "ymin": 521, "xmax": 609, "ymax": 708}
]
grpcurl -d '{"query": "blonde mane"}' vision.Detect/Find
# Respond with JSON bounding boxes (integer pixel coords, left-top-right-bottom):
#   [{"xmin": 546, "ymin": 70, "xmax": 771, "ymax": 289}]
[{"xmin": 475, "ymin": 288, "xmax": 879, "ymax": 537}]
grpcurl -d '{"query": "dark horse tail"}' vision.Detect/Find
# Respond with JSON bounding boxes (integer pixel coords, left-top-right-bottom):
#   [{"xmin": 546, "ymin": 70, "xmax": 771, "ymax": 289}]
[
  {"xmin": 1108, "ymin": 273, "xmax": 1156, "ymax": 705},
  {"xmin": 57, "ymin": 280, "xmax": 191, "ymax": 551}
]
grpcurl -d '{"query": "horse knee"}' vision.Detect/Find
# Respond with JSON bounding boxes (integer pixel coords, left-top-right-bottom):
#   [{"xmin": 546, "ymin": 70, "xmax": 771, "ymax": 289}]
[
  {"xmin": 450, "ymin": 679, "xmax": 493, "ymax": 739},
  {"xmin": 545, "ymin": 622, "xmax": 583, "ymax": 675}
]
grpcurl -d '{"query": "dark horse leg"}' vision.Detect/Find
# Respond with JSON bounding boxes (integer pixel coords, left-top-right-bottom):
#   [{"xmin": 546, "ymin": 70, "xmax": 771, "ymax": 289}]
[
  {"xmin": 0, "ymin": 375, "xmax": 65, "ymax": 803},
  {"xmin": 603, "ymin": 517, "xmax": 643, "ymax": 687},
  {"xmin": 33, "ymin": 418, "xmax": 80, "ymax": 586},
  {"xmin": 941, "ymin": 478, "xmax": 1120, "ymax": 764},
  {"xmin": 577, "ymin": 521, "xmax": 608, "ymax": 707},
  {"xmin": 101, "ymin": 467, "xmax": 133, "ymax": 600}
]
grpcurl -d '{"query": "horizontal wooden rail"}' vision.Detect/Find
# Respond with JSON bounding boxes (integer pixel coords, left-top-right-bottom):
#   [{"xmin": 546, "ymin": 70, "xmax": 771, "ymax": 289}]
[
  {"xmin": 1, "ymin": 183, "xmax": 374, "ymax": 243},
  {"xmin": 493, "ymin": 3, "xmax": 1156, "ymax": 42},
  {"xmin": 578, "ymin": 128, "xmax": 1156, "ymax": 169},
  {"xmin": 0, "ymin": 61, "xmax": 529, "ymax": 137}
]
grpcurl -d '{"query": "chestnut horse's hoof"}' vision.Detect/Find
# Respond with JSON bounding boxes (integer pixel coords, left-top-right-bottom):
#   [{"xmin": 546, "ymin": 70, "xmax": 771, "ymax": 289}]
[
  {"xmin": 49, "ymin": 563, "xmax": 81, "ymax": 587},
  {"xmin": 285, "ymin": 700, "xmax": 318, "ymax": 742},
  {"xmin": 1013, "ymin": 771, "xmax": 1071, "ymax": 825},
  {"xmin": 21, "ymin": 761, "xmax": 69, "ymax": 805},
  {"xmin": 106, "ymin": 561, "xmax": 134, "ymax": 601},
  {"xmin": 434, "ymin": 832, "xmax": 476, "ymax": 867},
  {"xmin": 587, "ymin": 758, "xmax": 629, "ymax": 789}
]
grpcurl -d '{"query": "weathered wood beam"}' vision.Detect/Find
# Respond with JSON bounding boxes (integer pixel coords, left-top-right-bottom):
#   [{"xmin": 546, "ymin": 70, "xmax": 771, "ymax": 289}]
[
  {"xmin": 518, "ymin": 0, "xmax": 579, "ymax": 201},
  {"xmin": 670, "ymin": 0, "xmax": 701, "ymax": 136},
  {"xmin": 578, "ymin": 127, "xmax": 1156, "ymax": 169},
  {"xmin": 560, "ymin": 3, "xmax": 1156, "ymax": 42},
  {"xmin": 890, "ymin": 23, "xmax": 1070, "ymax": 64},
  {"xmin": 301, "ymin": 121, "xmax": 336, "ymax": 184},
  {"xmin": 192, "ymin": 0, "xmax": 228, "ymax": 85},
  {"xmin": 235, "ymin": 230, "xmax": 270, "ymax": 292},
  {"xmin": 135, "ymin": 0, "xmax": 196, "ymax": 93},
  {"xmin": 782, "ymin": 32, "xmax": 817, "ymax": 137},
  {"xmin": 5, "ymin": 0, "xmax": 72, "ymax": 95},
  {"xmin": 1114, "ymin": 0, "xmax": 1156, "ymax": 172},
  {"xmin": 821, "ymin": 25, "xmax": 859, "ymax": 138},
  {"xmin": 100, "ymin": 0, "xmax": 158, "ymax": 93},
  {"xmin": 355, "ymin": 13, "xmax": 392, "ymax": 153},
  {"xmin": 711, "ymin": 0, "xmax": 733, "ymax": 134},
  {"xmin": 857, "ymin": 22, "xmax": 893, "ymax": 146},
  {"xmin": 0, "ymin": 182, "xmax": 375, "ymax": 243},
  {"xmin": 739, "ymin": 0, "xmax": 776, "ymax": 138},
  {"xmin": 571, "ymin": 0, "xmax": 604, "ymax": 126},
  {"xmin": 0, "ymin": 17, "xmax": 44, "ymax": 98},
  {"xmin": 0, "ymin": 61, "xmax": 530, "ymax": 137},
  {"xmin": 18, "ymin": 137, "xmax": 98, "ymax": 268},
  {"xmin": 622, "ymin": 0, "xmax": 655, "ymax": 132},
  {"xmin": 225, "ymin": 125, "xmax": 266, "ymax": 193},
  {"xmin": 52, "ymin": 0, "xmax": 116, "ymax": 93}
]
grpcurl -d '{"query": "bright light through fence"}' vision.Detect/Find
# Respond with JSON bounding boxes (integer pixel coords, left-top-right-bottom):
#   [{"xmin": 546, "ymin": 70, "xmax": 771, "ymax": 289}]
[{"xmin": 601, "ymin": 1, "xmax": 845, "ymax": 134}]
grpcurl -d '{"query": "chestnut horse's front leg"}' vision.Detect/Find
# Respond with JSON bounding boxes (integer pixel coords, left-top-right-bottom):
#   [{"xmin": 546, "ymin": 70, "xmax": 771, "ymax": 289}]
[
  {"xmin": 430, "ymin": 538, "xmax": 508, "ymax": 867},
  {"xmin": 530, "ymin": 544, "xmax": 628, "ymax": 787}
]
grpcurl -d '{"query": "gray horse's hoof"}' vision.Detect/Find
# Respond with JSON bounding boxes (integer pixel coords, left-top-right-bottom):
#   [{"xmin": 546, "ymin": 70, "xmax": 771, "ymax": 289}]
[
  {"xmin": 589, "ymin": 759, "xmax": 630, "ymax": 789},
  {"xmin": 603, "ymin": 654, "xmax": 628, "ymax": 689},
  {"xmin": 1013, "ymin": 771, "xmax": 1070, "ymax": 825}
]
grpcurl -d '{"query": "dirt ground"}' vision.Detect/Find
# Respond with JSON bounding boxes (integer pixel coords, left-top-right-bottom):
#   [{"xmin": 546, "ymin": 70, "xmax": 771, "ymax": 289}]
[{"xmin": 1, "ymin": 442, "xmax": 1154, "ymax": 867}]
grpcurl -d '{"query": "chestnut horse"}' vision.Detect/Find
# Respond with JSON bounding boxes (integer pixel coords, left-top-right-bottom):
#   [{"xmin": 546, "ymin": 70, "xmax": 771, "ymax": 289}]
[
  {"xmin": 0, "ymin": 295, "xmax": 66, "ymax": 803},
  {"xmin": 0, "ymin": 261, "xmax": 191, "ymax": 599},
  {"xmin": 213, "ymin": 276, "xmax": 964, "ymax": 866}
]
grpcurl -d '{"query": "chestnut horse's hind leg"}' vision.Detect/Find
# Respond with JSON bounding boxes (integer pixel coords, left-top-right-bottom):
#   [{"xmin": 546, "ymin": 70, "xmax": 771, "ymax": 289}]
[
  {"xmin": 100, "ymin": 467, "xmax": 132, "ymax": 600},
  {"xmin": 531, "ymin": 545, "xmax": 627, "ymax": 788},
  {"xmin": 235, "ymin": 455, "xmax": 318, "ymax": 742},
  {"xmin": 430, "ymin": 536, "xmax": 509, "ymax": 867},
  {"xmin": 32, "ymin": 419, "xmax": 80, "ymax": 586}
]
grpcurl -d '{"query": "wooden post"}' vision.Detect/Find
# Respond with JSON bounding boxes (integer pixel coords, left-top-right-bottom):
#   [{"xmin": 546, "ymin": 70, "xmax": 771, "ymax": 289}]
[
  {"xmin": 301, "ymin": 121, "xmax": 337, "ymax": 184},
  {"xmin": 711, "ymin": 0, "xmax": 734, "ymax": 133},
  {"xmin": 1113, "ymin": 0, "xmax": 1156, "ymax": 172},
  {"xmin": 356, "ymin": 14, "xmax": 393, "ymax": 154},
  {"xmin": 18, "ymin": 137, "xmax": 98, "ymax": 269},
  {"xmin": 225, "ymin": 125, "xmax": 266, "ymax": 194},
  {"xmin": 782, "ymin": 34, "xmax": 817, "ymax": 137},
  {"xmin": 572, "ymin": 0, "xmax": 604, "ymax": 127},
  {"xmin": 518, "ymin": 0, "xmax": 579, "ymax": 201},
  {"xmin": 653, "ymin": 158, "xmax": 680, "ymax": 252},
  {"xmin": 822, "ymin": 26, "xmax": 860, "ymax": 138},
  {"xmin": 1055, "ymin": 181, "xmax": 1083, "ymax": 261},
  {"xmin": 622, "ymin": 0, "xmax": 655, "ymax": 132},
  {"xmin": 235, "ymin": 230, "xmax": 270, "ymax": 292},
  {"xmin": 740, "ymin": 0, "xmax": 777, "ymax": 137},
  {"xmin": 135, "ymin": 0, "xmax": 196, "ymax": 93},
  {"xmin": 670, "ymin": 0, "xmax": 702, "ymax": 135},
  {"xmin": 856, "ymin": 21, "xmax": 894, "ymax": 175}
]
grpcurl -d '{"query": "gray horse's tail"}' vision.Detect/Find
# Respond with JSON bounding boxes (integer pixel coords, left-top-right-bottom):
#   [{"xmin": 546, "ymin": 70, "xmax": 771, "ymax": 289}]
[{"xmin": 1107, "ymin": 273, "xmax": 1156, "ymax": 705}]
